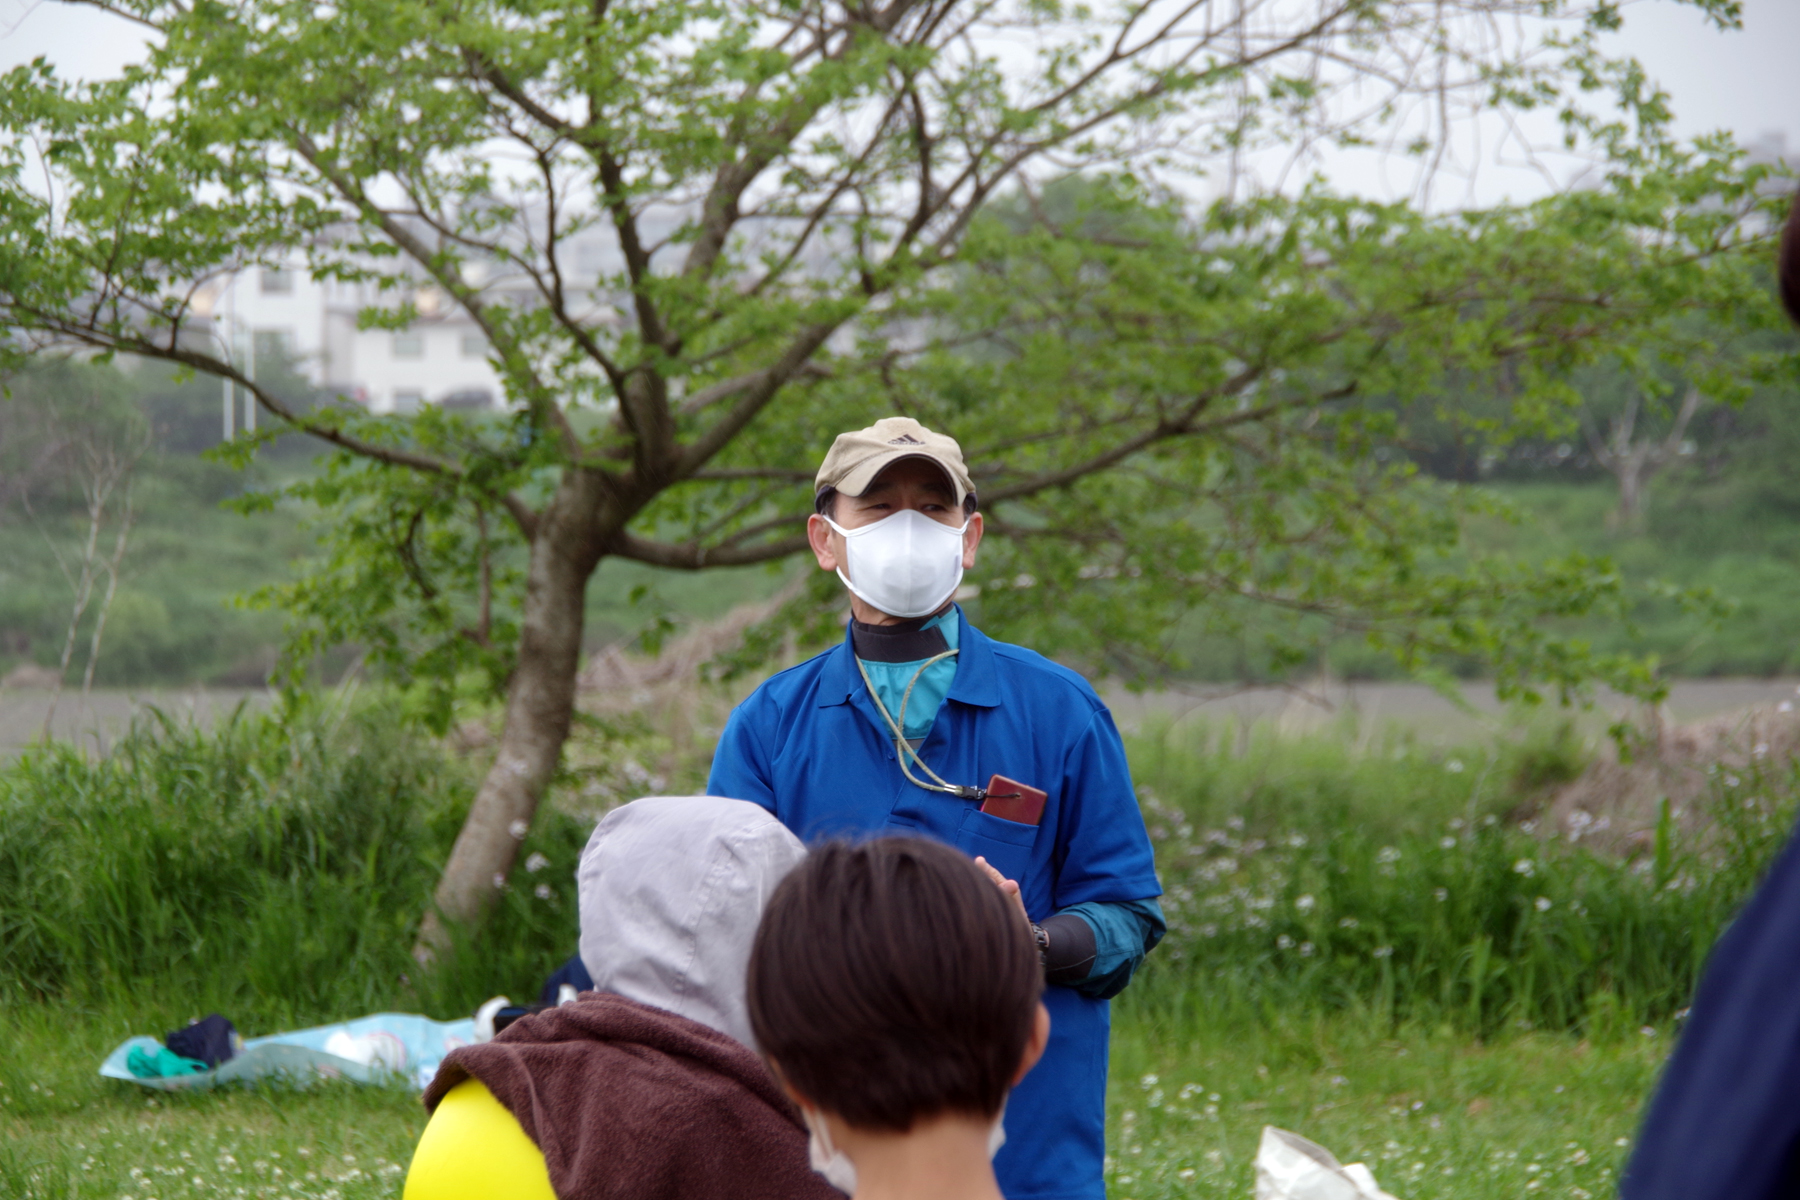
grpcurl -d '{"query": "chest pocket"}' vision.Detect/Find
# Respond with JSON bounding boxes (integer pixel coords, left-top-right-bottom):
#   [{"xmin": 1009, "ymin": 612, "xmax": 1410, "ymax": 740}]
[{"xmin": 953, "ymin": 804, "xmax": 1040, "ymax": 893}]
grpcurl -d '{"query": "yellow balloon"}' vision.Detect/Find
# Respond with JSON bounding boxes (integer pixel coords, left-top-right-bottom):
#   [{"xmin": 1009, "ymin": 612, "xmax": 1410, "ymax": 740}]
[{"xmin": 403, "ymin": 1078, "xmax": 556, "ymax": 1200}]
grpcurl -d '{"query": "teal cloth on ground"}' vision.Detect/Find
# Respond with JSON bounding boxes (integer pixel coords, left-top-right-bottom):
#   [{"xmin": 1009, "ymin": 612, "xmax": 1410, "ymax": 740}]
[
  {"xmin": 127, "ymin": 1045, "xmax": 208, "ymax": 1079},
  {"xmin": 858, "ymin": 607, "xmax": 960, "ymax": 741},
  {"xmin": 101, "ymin": 1013, "xmax": 479, "ymax": 1092},
  {"xmin": 1060, "ymin": 897, "xmax": 1167, "ymax": 999}
]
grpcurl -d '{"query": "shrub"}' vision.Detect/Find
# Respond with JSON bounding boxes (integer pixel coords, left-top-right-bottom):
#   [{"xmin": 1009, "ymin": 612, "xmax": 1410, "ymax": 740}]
[
  {"xmin": 1136, "ymin": 749, "xmax": 1799, "ymax": 1036},
  {"xmin": 0, "ymin": 701, "xmax": 586, "ymax": 1027}
]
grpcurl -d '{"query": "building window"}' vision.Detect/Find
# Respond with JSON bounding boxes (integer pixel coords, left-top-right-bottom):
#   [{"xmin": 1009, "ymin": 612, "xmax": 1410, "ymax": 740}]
[
  {"xmin": 459, "ymin": 333, "xmax": 486, "ymax": 359},
  {"xmin": 393, "ymin": 390, "xmax": 423, "ymax": 415},
  {"xmin": 392, "ymin": 331, "xmax": 424, "ymax": 359},
  {"xmin": 440, "ymin": 388, "xmax": 493, "ymax": 412},
  {"xmin": 259, "ymin": 268, "xmax": 293, "ymax": 295}
]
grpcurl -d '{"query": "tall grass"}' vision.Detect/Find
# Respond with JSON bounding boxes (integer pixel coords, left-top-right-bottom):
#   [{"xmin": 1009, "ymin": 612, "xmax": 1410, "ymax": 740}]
[
  {"xmin": 0, "ymin": 700, "xmax": 585, "ymax": 1028},
  {"xmin": 1125, "ymin": 718, "xmax": 1798, "ymax": 1036},
  {"xmin": 4, "ymin": 700, "xmax": 1792, "ymax": 1043}
]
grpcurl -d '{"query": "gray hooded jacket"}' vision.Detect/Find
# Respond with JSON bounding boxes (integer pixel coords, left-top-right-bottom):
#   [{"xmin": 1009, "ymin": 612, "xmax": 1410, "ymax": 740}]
[{"xmin": 577, "ymin": 795, "xmax": 807, "ymax": 1052}]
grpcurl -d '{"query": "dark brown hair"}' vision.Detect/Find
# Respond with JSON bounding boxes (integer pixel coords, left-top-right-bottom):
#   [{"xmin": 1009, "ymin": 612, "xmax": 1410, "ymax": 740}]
[
  {"xmin": 1781, "ymin": 190, "xmax": 1800, "ymax": 327},
  {"xmin": 746, "ymin": 837, "xmax": 1042, "ymax": 1132}
]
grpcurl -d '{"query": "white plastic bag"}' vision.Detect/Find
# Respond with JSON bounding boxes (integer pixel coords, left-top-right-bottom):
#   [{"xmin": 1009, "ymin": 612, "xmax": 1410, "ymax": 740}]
[{"xmin": 1253, "ymin": 1126, "xmax": 1401, "ymax": 1200}]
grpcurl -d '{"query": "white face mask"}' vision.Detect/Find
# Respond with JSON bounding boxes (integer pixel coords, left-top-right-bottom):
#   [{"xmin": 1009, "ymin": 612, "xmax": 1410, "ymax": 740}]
[
  {"xmin": 825, "ymin": 508, "xmax": 969, "ymax": 620},
  {"xmin": 799, "ymin": 1106, "xmax": 860, "ymax": 1195},
  {"xmin": 799, "ymin": 1100, "xmax": 1008, "ymax": 1196}
]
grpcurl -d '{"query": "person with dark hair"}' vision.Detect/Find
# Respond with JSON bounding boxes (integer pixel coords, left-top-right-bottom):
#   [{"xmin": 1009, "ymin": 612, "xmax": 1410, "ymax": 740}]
[
  {"xmin": 708, "ymin": 416, "xmax": 1164, "ymax": 1200},
  {"xmin": 404, "ymin": 797, "xmax": 838, "ymax": 1200},
  {"xmin": 747, "ymin": 837, "xmax": 1051, "ymax": 1200},
  {"xmin": 1618, "ymin": 191, "xmax": 1800, "ymax": 1200}
]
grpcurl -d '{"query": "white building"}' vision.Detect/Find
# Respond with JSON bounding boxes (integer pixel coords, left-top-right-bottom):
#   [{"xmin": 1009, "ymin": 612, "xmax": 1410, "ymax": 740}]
[
  {"xmin": 188, "ymin": 206, "xmax": 753, "ymax": 420},
  {"xmin": 195, "ymin": 265, "xmax": 506, "ymax": 415}
]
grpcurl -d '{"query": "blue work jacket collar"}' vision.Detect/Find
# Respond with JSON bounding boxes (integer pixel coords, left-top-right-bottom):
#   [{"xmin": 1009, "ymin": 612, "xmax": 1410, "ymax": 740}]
[{"xmin": 817, "ymin": 604, "xmax": 1002, "ymax": 710}]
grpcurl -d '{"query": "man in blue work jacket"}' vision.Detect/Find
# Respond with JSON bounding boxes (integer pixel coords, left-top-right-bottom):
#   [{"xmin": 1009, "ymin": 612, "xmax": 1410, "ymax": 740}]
[{"xmin": 708, "ymin": 416, "xmax": 1165, "ymax": 1200}]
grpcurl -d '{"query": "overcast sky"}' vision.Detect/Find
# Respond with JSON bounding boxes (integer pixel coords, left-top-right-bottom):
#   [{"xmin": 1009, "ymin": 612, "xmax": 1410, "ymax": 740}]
[
  {"xmin": 0, "ymin": 0, "xmax": 1792, "ymax": 207},
  {"xmin": 1609, "ymin": 0, "xmax": 1797, "ymax": 152}
]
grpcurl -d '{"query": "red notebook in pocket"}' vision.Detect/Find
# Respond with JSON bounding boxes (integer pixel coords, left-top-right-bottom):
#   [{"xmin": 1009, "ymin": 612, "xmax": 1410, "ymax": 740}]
[{"xmin": 979, "ymin": 774, "xmax": 1046, "ymax": 826}]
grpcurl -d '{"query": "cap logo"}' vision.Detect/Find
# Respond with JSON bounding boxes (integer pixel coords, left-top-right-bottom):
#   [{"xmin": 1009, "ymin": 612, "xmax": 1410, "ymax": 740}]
[{"xmin": 887, "ymin": 434, "xmax": 924, "ymax": 445}]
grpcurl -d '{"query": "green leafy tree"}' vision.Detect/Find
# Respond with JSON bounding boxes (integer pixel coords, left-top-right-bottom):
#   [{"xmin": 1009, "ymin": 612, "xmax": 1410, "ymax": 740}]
[
  {"xmin": 0, "ymin": 0, "xmax": 1786, "ymax": 951},
  {"xmin": 0, "ymin": 360, "xmax": 150, "ymax": 724}
]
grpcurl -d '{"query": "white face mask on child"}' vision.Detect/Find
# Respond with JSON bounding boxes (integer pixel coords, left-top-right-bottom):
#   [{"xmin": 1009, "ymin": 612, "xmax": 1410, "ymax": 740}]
[
  {"xmin": 799, "ymin": 1100, "xmax": 1008, "ymax": 1195},
  {"xmin": 824, "ymin": 509, "xmax": 969, "ymax": 620}
]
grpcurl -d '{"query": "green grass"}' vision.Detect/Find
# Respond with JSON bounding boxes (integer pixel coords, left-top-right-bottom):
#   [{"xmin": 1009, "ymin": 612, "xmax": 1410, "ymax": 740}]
[
  {"xmin": 0, "ymin": 990, "xmax": 1662, "ymax": 1200},
  {"xmin": 0, "ymin": 699, "xmax": 585, "ymax": 1024},
  {"xmin": 1105, "ymin": 994, "xmax": 1659, "ymax": 1200},
  {"xmin": 5, "ymin": 706, "xmax": 1793, "ymax": 1197},
  {"xmin": 1127, "ymin": 716, "xmax": 1797, "ymax": 1036},
  {"xmin": 0, "ymin": 1000, "xmax": 423, "ymax": 1200}
]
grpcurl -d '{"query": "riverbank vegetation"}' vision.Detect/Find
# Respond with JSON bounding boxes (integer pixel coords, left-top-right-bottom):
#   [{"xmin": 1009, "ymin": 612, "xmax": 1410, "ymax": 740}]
[{"xmin": 3, "ymin": 703, "xmax": 1790, "ymax": 1196}]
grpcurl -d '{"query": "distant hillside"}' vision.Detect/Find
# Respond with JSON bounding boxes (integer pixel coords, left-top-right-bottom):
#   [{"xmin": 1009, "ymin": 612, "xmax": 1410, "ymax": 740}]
[{"xmin": 4, "ymin": 360, "xmax": 1798, "ymax": 689}]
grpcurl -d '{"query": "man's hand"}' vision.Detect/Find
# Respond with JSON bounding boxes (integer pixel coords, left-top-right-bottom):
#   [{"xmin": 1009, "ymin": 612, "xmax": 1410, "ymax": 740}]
[{"xmin": 973, "ymin": 855, "xmax": 1031, "ymax": 927}]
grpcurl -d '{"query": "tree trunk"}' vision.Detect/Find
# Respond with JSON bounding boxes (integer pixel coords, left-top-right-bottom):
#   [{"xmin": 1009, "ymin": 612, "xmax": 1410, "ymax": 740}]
[
  {"xmin": 1586, "ymin": 387, "xmax": 1702, "ymax": 532},
  {"xmin": 1610, "ymin": 447, "xmax": 1648, "ymax": 527},
  {"xmin": 415, "ymin": 467, "xmax": 611, "ymax": 960}
]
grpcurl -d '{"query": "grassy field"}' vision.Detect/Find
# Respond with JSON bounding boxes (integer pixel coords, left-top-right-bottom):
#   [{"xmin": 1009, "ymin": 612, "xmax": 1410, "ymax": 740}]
[
  {"xmin": 1105, "ymin": 1003, "xmax": 1659, "ymax": 1200},
  {"xmin": 4, "ymin": 701, "xmax": 1794, "ymax": 1198},
  {"xmin": 0, "ymin": 993, "xmax": 1663, "ymax": 1200},
  {"xmin": 0, "ymin": 1001, "xmax": 426, "ymax": 1200}
]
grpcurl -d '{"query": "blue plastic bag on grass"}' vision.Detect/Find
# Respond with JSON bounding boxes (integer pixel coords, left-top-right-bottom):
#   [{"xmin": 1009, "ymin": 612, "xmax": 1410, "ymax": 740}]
[{"xmin": 99, "ymin": 1013, "xmax": 477, "ymax": 1092}]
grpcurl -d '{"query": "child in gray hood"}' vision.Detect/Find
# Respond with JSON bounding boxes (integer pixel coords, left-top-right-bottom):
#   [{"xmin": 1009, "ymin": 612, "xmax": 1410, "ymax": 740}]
[
  {"xmin": 409, "ymin": 796, "xmax": 837, "ymax": 1200},
  {"xmin": 575, "ymin": 793, "xmax": 808, "ymax": 1052}
]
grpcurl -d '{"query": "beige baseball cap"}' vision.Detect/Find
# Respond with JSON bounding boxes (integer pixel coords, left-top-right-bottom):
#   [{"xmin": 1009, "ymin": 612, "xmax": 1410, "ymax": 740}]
[{"xmin": 815, "ymin": 417, "xmax": 976, "ymax": 508}]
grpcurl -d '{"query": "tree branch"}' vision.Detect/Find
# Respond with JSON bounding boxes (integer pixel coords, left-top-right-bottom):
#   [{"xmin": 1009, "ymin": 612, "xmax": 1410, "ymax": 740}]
[
  {"xmin": 980, "ymin": 365, "xmax": 1269, "ymax": 503},
  {"xmin": 6, "ymin": 306, "xmax": 546, "ymax": 539},
  {"xmin": 677, "ymin": 322, "xmax": 841, "ymax": 475},
  {"xmin": 608, "ymin": 530, "xmax": 810, "ymax": 569},
  {"xmin": 689, "ymin": 468, "xmax": 816, "ymax": 482},
  {"xmin": 288, "ymin": 130, "xmax": 583, "ymax": 460},
  {"xmin": 681, "ymin": 0, "xmax": 926, "ymax": 284}
]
